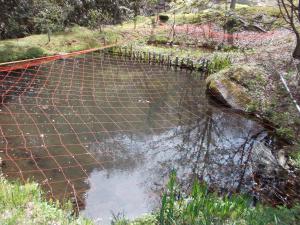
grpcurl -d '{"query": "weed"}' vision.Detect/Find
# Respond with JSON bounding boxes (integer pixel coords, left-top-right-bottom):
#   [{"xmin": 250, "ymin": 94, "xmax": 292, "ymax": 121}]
[
  {"xmin": 157, "ymin": 172, "xmax": 300, "ymax": 225},
  {"xmin": 0, "ymin": 177, "xmax": 92, "ymax": 225},
  {"xmin": 207, "ymin": 55, "xmax": 231, "ymax": 74}
]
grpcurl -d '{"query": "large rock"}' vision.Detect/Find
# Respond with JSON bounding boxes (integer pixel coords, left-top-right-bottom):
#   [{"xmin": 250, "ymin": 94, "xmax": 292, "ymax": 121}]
[{"xmin": 206, "ymin": 65, "xmax": 270, "ymax": 112}]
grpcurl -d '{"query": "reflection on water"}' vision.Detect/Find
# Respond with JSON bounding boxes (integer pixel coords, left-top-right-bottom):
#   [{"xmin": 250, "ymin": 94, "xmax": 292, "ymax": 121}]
[{"xmin": 0, "ymin": 52, "xmax": 298, "ymax": 224}]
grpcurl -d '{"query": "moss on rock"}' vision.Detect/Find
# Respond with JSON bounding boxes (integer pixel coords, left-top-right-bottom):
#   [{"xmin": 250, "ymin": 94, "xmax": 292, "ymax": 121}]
[{"xmin": 206, "ymin": 64, "xmax": 269, "ymax": 112}]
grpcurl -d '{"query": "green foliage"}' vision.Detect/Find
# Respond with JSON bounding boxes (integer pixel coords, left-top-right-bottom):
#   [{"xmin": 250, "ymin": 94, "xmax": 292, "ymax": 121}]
[
  {"xmin": 0, "ymin": 42, "xmax": 47, "ymax": 63},
  {"xmin": 157, "ymin": 172, "xmax": 300, "ymax": 225},
  {"xmin": 276, "ymin": 127, "xmax": 295, "ymax": 142},
  {"xmin": 0, "ymin": 177, "xmax": 92, "ymax": 225},
  {"xmin": 246, "ymin": 101, "xmax": 260, "ymax": 113},
  {"xmin": 207, "ymin": 55, "xmax": 231, "ymax": 74},
  {"xmin": 33, "ymin": 0, "xmax": 71, "ymax": 34},
  {"xmin": 223, "ymin": 15, "xmax": 244, "ymax": 33},
  {"xmin": 291, "ymin": 145, "xmax": 300, "ymax": 167},
  {"xmin": 87, "ymin": 9, "xmax": 110, "ymax": 30},
  {"xmin": 23, "ymin": 47, "xmax": 46, "ymax": 59},
  {"xmin": 270, "ymin": 111, "xmax": 296, "ymax": 141},
  {"xmin": 148, "ymin": 34, "xmax": 169, "ymax": 45},
  {"xmin": 0, "ymin": 0, "xmax": 137, "ymax": 40}
]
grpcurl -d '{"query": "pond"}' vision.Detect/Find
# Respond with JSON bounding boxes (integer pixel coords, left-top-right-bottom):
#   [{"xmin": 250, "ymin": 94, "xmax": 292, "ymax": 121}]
[{"xmin": 0, "ymin": 51, "xmax": 297, "ymax": 224}]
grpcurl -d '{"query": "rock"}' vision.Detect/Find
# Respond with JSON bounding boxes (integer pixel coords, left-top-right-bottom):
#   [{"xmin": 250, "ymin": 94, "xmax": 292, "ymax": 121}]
[{"xmin": 206, "ymin": 64, "xmax": 269, "ymax": 113}]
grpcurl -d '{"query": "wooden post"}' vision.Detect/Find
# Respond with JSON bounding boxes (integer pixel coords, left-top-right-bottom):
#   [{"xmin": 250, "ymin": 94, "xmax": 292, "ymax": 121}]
[
  {"xmin": 175, "ymin": 57, "xmax": 179, "ymax": 69},
  {"xmin": 187, "ymin": 58, "xmax": 190, "ymax": 70},
  {"xmin": 180, "ymin": 58, "xmax": 184, "ymax": 69},
  {"xmin": 167, "ymin": 55, "xmax": 170, "ymax": 67},
  {"xmin": 143, "ymin": 52, "xmax": 146, "ymax": 62},
  {"xmin": 206, "ymin": 59, "xmax": 209, "ymax": 71},
  {"xmin": 153, "ymin": 52, "xmax": 156, "ymax": 63},
  {"xmin": 148, "ymin": 52, "xmax": 151, "ymax": 64}
]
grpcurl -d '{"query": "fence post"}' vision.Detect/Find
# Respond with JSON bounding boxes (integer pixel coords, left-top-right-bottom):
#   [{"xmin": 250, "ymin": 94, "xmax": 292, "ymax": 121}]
[
  {"xmin": 125, "ymin": 47, "xmax": 127, "ymax": 58},
  {"xmin": 180, "ymin": 58, "xmax": 184, "ymax": 70}
]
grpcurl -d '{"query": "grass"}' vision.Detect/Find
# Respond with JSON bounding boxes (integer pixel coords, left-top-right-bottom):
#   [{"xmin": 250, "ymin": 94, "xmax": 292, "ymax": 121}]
[
  {"xmin": 0, "ymin": 26, "xmax": 99, "ymax": 63},
  {"xmin": 0, "ymin": 26, "xmax": 128, "ymax": 63},
  {"xmin": 0, "ymin": 177, "xmax": 92, "ymax": 225},
  {"xmin": 116, "ymin": 171, "xmax": 300, "ymax": 225}
]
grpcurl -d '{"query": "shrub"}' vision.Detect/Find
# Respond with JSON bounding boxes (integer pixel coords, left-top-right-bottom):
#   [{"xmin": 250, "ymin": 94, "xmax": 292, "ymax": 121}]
[
  {"xmin": 23, "ymin": 47, "xmax": 45, "ymax": 59},
  {"xmin": 159, "ymin": 15, "xmax": 169, "ymax": 23}
]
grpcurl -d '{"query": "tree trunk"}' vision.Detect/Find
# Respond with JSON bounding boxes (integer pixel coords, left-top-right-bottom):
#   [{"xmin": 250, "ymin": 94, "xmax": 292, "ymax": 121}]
[
  {"xmin": 293, "ymin": 35, "xmax": 300, "ymax": 59},
  {"xmin": 47, "ymin": 27, "xmax": 51, "ymax": 44},
  {"xmin": 230, "ymin": 0, "xmax": 236, "ymax": 10}
]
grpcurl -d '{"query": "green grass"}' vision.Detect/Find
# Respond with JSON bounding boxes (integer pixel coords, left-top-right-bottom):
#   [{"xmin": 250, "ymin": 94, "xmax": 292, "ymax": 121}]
[
  {"xmin": 0, "ymin": 177, "xmax": 92, "ymax": 225},
  {"xmin": 290, "ymin": 143, "xmax": 300, "ymax": 167},
  {"xmin": 0, "ymin": 26, "xmax": 124, "ymax": 63},
  {"xmin": 116, "ymin": 172, "xmax": 300, "ymax": 225}
]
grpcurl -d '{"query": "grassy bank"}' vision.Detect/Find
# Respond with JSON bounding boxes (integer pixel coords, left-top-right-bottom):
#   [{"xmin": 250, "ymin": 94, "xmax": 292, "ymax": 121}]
[
  {"xmin": 1, "ymin": 172, "xmax": 300, "ymax": 225},
  {"xmin": 0, "ymin": 26, "xmax": 123, "ymax": 63},
  {"xmin": 0, "ymin": 177, "xmax": 92, "ymax": 225},
  {"xmin": 116, "ymin": 172, "xmax": 300, "ymax": 225}
]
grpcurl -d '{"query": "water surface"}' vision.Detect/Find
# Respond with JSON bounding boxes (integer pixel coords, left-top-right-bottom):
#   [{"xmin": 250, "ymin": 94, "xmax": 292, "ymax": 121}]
[{"xmin": 0, "ymin": 52, "xmax": 290, "ymax": 224}]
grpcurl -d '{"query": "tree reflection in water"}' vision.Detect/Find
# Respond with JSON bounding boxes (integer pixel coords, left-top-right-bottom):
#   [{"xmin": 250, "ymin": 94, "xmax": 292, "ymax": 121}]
[
  {"xmin": 1, "ymin": 55, "xmax": 299, "ymax": 222},
  {"xmin": 138, "ymin": 72, "xmax": 300, "ymax": 206}
]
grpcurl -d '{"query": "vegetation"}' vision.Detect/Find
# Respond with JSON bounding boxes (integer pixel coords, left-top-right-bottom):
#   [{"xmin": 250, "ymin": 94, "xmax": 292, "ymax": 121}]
[
  {"xmin": 0, "ymin": 177, "xmax": 92, "ymax": 225},
  {"xmin": 0, "ymin": 26, "xmax": 123, "ymax": 63},
  {"xmin": 115, "ymin": 172, "xmax": 300, "ymax": 225}
]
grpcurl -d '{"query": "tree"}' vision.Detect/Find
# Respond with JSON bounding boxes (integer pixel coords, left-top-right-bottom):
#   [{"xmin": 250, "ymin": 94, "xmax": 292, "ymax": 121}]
[
  {"xmin": 230, "ymin": 0, "xmax": 236, "ymax": 10},
  {"xmin": 33, "ymin": 0, "xmax": 71, "ymax": 43},
  {"xmin": 0, "ymin": 0, "xmax": 34, "ymax": 39},
  {"xmin": 277, "ymin": 0, "xmax": 300, "ymax": 59},
  {"xmin": 132, "ymin": 0, "xmax": 142, "ymax": 29}
]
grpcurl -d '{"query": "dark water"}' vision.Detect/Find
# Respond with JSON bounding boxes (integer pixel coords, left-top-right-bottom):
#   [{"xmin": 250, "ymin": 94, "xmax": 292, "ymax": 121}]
[{"xmin": 0, "ymin": 52, "xmax": 296, "ymax": 224}]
